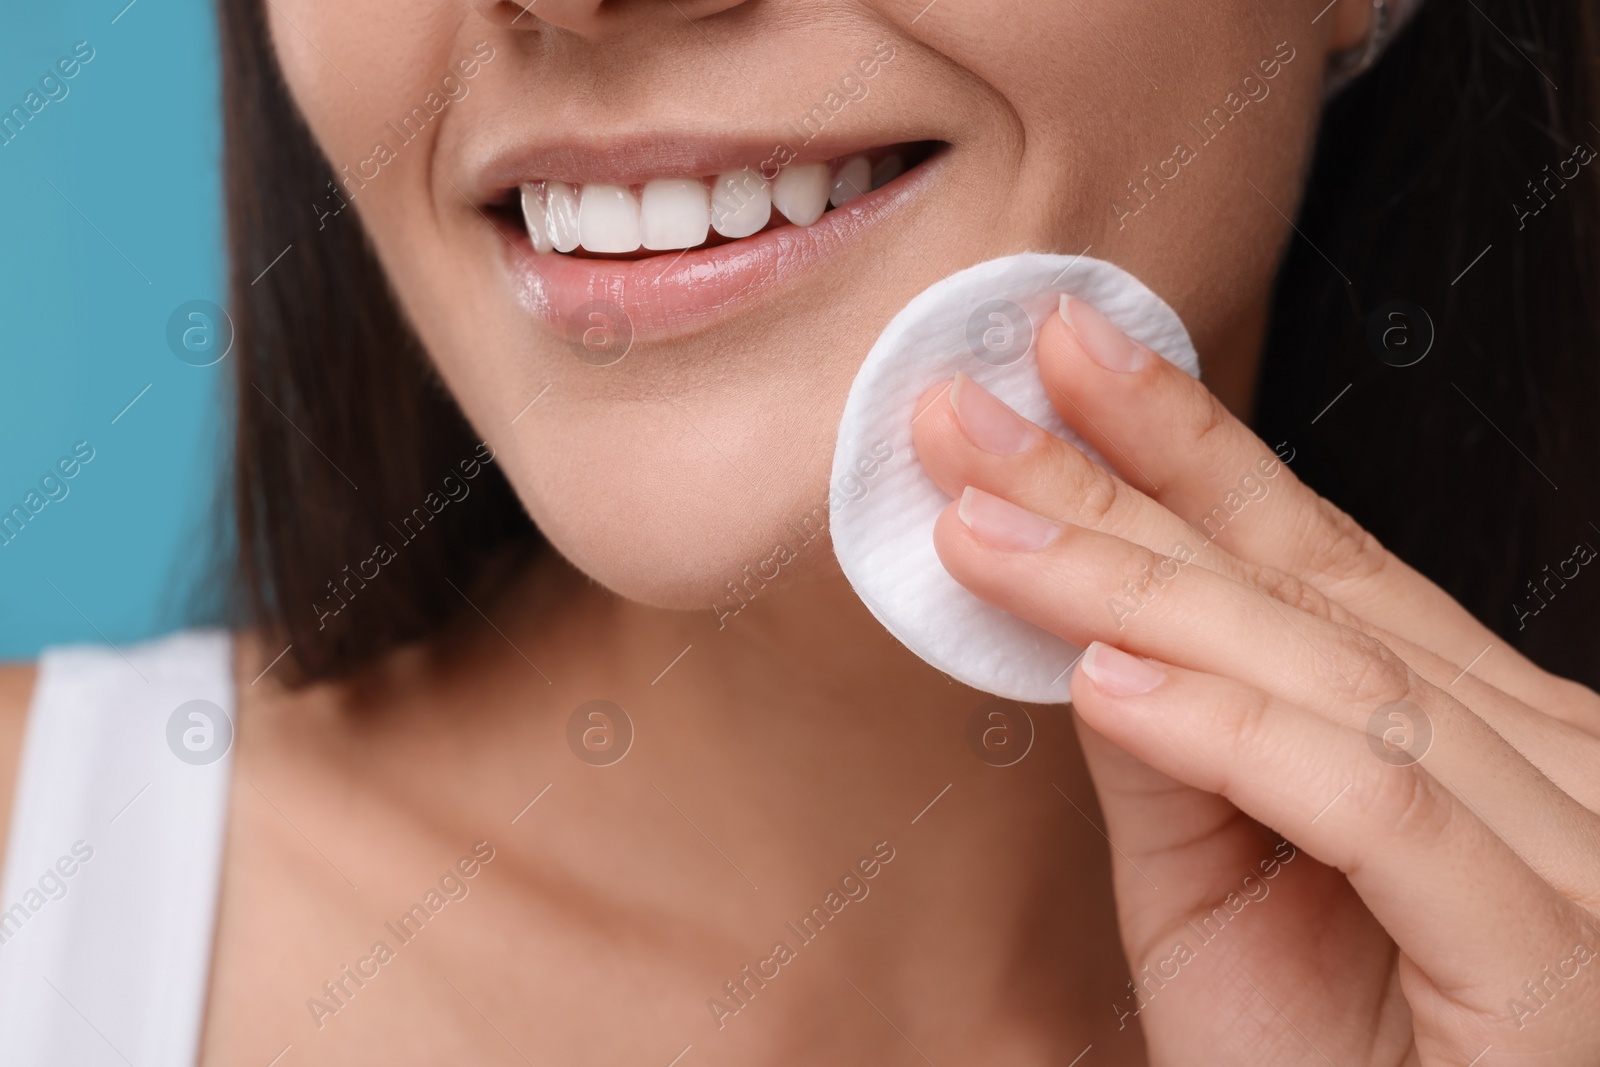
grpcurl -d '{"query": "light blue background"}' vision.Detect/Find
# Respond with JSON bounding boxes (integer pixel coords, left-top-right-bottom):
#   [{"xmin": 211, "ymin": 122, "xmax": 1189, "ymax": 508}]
[{"xmin": 0, "ymin": 0, "xmax": 227, "ymax": 660}]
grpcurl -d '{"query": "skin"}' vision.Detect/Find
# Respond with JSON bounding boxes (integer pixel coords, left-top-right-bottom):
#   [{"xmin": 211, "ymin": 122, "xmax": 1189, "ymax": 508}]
[
  {"xmin": 19, "ymin": 0, "xmax": 1585, "ymax": 1064},
  {"xmin": 272, "ymin": 0, "xmax": 1334, "ymax": 607},
  {"xmin": 913, "ymin": 305, "xmax": 1600, "ymax": 1062}
]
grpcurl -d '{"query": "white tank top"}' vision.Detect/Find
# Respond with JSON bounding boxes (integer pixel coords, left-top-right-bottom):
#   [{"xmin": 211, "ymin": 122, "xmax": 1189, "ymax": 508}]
[{"xmin": 0, "ymin": 629, "xmax": 234, "ymax": 1065}]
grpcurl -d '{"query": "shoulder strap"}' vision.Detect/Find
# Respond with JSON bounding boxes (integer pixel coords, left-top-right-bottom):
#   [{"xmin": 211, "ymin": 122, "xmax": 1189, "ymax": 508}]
[{"xmin": 0, "ymin": 629, "xmax": 234, "ymax": 1066}]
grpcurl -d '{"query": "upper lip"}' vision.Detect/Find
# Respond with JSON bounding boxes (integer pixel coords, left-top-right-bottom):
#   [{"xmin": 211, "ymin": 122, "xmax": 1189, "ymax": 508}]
[{"xmin": 470, "ymin": 131, "xmax": 925, "ymax": 201}]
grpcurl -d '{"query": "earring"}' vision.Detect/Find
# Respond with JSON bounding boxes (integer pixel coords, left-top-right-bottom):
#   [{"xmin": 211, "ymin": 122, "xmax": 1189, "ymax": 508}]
[{"xmin": 1329, "ymin": 0, "xmax": 1393, "ymax": 83}]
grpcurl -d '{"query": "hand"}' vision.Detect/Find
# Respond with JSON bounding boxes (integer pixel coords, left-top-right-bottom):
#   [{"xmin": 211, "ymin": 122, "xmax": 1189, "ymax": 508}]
[{"xmin": 910, "ymin": 295, "xmax": 1600, "ymax": 1065}]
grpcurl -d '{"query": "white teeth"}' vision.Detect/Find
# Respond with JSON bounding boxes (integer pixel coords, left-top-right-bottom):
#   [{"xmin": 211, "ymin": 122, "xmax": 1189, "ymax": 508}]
[
  {"xmin": 640, "ymin": 178, "xmax": 711, "ymax": 251},
  {"xmin": 871, "ymin": 154, "xmax": 903, "ymax": 190},
  {"xmin": 578, "ymin": 183, "xmax": 641, "ymax": 253},
  {"xmin": 544, "ymin": 181, "xmax": 581, "ymax": 253},
  {"xmin": 523, "ymin": 151, "xmax": 915, "ymax": 253},
  {"xmin": 771, "ymin": 161, "xmax": 830, "ymax": 226},
  {"xmin": 519, "ymin": 184, "xmax": 553, "ymax": 253},
  {"xmin": 829, "ymin": 155, "xmax": 871, "ymax": 208},
  {"xmin": 711, "ymin": 169, "xmax": 772, "ymax": 239}
]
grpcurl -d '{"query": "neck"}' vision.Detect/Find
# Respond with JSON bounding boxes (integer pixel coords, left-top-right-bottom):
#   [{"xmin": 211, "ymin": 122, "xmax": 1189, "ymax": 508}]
[
  {"xmin": 283, "ymin": 529, "xmax": 1130, "ymax": 1058},
  {"xmin": 685, "ymin": 556, "xmax": 976, "ymax": 708},
  {"xmin": 454, "ymin": 551, "xmax": 1126, "ymax": 1051}
]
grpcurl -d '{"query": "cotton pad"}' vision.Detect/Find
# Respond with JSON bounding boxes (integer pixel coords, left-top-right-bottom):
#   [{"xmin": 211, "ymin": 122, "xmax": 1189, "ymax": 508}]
[{"xmin": 829, "ymin": 252, "xmax": 1200, "ymax": 704}]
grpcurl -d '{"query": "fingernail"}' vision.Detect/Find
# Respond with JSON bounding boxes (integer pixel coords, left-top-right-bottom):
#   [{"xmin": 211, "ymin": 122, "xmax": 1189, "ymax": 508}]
[
  {"xmin": 1060, "ymin": 295, "xmax": 1150, "ymax": 373},
  {"xmin": 957, "ymin": 486, "xmax": 1062, "ymax": 551},
  {"xmin": 950, "ymin": 372, "xmax": 1036, "ymax": 455},
  {"xmin": 1079, "ymin": 641, "xmax": 1165, "ymax": 696}
]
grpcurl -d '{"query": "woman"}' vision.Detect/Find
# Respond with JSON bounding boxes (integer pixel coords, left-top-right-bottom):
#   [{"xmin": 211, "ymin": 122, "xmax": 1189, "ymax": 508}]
[{"xmin": 2, "ymin": 0, "xmax": 1599, "ymax": 1063}]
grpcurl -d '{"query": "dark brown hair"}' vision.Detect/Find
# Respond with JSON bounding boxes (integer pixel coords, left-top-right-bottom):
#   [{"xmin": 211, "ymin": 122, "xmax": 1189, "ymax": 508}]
[
  {"xmin": 1256, "ymin": 0, "xmax": 1600, "ymax": 687},
  {"xmin": 220, "ymin": 0, "xmax": 1600, "ymax": 687},
  {"xmin": 219, "ymin": 0, "xmax": 540, "ymax": 683}
]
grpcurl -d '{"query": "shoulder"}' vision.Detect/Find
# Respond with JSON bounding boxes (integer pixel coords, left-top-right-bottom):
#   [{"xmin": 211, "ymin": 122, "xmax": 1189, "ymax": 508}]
[{"xmin": 0, "ymin": 661, "xmax": 40, "ymax": 868}]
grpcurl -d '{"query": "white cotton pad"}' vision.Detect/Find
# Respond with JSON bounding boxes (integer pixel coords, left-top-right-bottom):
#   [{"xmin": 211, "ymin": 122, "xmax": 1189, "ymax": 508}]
[{"xmin": 829, "ymin": 252, "xmax": 1201, "ymax": 704}]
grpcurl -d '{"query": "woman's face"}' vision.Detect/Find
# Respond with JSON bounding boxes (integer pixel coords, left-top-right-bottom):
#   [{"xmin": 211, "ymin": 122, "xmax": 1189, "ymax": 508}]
[{"xmin": 269, "ymin": 0, "xmax": 1359, "ymax": 610}]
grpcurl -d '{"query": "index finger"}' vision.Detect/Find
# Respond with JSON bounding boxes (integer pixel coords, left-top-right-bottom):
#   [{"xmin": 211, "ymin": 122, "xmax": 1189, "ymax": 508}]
[{"xmin": 1038, "ymin": 296, "xmax": 1566, "ymax": 709}]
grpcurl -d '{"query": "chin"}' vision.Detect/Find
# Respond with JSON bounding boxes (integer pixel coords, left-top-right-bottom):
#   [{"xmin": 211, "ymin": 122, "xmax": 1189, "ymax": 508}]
[{"xmin": 505, "ymin": 428, "xmax": 842, "ymax": 613}]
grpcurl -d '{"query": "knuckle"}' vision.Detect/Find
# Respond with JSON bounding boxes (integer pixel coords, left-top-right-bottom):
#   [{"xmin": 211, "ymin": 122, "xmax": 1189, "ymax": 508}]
[
  {"xmin": 1241, "ymin": 560, "xmax": 1367, "ymax": 631},
  {"xmin": 1217, "ymin": 683, "xmax": 1278, "ymax": 767},
  {"xmin": 1349, "ymin": 761, "xmax": 1456, "ymax": 851},
  {"xmin": 1299, "ymin": 497, "xmax": 1391, "ymax": 586},
  {"xmin": 1047, "ymin": 445, "xmax": 1121, "ymax": 527},
  {"xmin": 1183, "ymin": 388, "xmax": 1234, "ymax": 454},
  {"xmin": 1324, "ymin": 630, "xmax": 1416, "ymax": 708},
  {"xmin": 1243, "ymin": 562, "xmax": 1334, "ymax": 621}
]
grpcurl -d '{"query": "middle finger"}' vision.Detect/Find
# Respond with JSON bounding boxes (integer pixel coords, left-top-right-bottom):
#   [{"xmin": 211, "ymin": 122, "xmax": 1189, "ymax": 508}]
[{"xmin": 934, "ymin": 488, "xmax": 1600, "ymax": 901}]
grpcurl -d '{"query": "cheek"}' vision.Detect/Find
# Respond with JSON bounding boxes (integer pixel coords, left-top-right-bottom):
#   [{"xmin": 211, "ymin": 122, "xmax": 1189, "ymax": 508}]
[
  {"xmin": 265, "ymin": 0, "xmax": 469, "ymax": 211},
  {"xmin": 895, "ymin": 0, "xmax": 1324, "ymax": 355}
]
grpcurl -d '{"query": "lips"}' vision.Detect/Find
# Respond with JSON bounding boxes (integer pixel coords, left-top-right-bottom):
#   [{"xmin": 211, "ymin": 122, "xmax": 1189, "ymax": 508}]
[{"xmin": 474, "ymin": 139, "xmax": 945, "ymax": 341}]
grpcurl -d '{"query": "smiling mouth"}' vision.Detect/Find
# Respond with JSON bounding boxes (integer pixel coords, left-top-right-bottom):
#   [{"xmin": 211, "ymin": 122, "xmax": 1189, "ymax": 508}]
[
  {"xmin": 478, "ymin": 138, "xmax": 946, "ymax": 339},
  {"xmin": 489, "ymin": 140, "xmax": 941, "ymax": 261}
]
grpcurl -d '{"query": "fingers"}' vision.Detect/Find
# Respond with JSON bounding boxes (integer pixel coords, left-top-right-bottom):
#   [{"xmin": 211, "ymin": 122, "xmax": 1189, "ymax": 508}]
[
  {"xmin": 1453, "ymin": 688, "xmax": 1600, "ymax": 811},
  {"xmin": 1037, "ymin": 297, "xmax": 1575, "ymax": 715},
  {"xmin": 935, "ymin": 491, "xmax": 1600, "ymax": 903},
  {"xmin": 1069, "ymin": 640, "xmax": 1596, "ymax": 998},
  {"xmin": 1382, "ymin": 626, "xmax": 1600, "ymax": 812},
  {"xmin": 1069, "ymin": 710, "xmax": 1323, "ymax": 965},
  {"xmin": 933, "ymin": 489, "xmax": 1379, "ymax": 712},
  {"xmin": 913, "ymin": 373, "xmax": 1600, "ymax": 792},
  {"xmin": 911, "ymin": 373, "xmax": 1234, "ymax": 580},
  {"xmin": 912, "ymin": 373, "xmax": 1383, "ymax": 641}
]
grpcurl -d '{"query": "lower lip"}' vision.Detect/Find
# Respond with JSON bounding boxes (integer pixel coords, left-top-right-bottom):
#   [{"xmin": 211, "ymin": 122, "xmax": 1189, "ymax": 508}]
[{"xmin": 496, "ymin": 155, "xmax": 942, "ymax": 342}]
